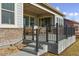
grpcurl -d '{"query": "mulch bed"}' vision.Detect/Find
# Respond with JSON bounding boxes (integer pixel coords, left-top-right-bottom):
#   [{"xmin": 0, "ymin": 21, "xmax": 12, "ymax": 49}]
[{"xmin": 0, "ymin": 43, "xmax": 26, "ymax": 56}]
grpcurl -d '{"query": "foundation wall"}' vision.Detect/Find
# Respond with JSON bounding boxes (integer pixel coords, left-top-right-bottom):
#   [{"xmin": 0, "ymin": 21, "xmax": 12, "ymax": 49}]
[
  {"xmin": 0, "ymin": 28, "xmax": 23, "ymax": 47},
  {"xmin": 58, "ymin": 36, "xmax": 76, "ymax": 54}
]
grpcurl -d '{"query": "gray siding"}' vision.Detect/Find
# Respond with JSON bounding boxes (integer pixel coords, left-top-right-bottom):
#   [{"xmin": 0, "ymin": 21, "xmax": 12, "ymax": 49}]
[{"xmin": 15, "ymin": 3, "xmax": 23, "ymax": 28}]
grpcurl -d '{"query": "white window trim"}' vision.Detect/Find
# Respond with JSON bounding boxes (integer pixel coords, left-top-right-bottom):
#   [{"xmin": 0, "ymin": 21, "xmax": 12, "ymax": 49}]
[
  {"xmin": 0, "ymin": 3, "xmax": 18, "ymax": 28},
  {"xmin": 2, "ymin": 9, "xmax": 14, "ymax": 12}
]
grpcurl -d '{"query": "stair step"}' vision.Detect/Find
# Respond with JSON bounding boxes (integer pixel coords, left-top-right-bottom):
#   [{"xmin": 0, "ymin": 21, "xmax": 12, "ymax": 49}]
[
  {"xmin": 21, "ymin": 46, "xmax": 43, "ymax": 55},
  {"xmin": 21, "ymin": 46, "xmax": 37, "ymax": 55},
  {"xmin": 27, "ymin": 43, "xmax": 43, "ymax": 49},
  {"xmin": 23, "ymin": 40, "xmax": 33, "ymax": 44}
]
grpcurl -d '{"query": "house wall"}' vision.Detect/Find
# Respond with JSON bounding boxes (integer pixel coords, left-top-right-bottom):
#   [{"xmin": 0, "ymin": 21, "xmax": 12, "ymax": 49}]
[
  {"xmin": 64, "ymin": 19, "xmax": 74, "ymax": 27},
  {"xmin": 0, "ymin": 3, "xmax": 23, "ymax": 46},
  {"xmin": 74, "ymin": 24, "xmax": 79, "ymax": 37}
]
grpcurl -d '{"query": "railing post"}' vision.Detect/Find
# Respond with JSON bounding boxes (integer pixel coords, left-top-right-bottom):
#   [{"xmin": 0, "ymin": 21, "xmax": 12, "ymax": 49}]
[
  {"xmin": 46, "ymin": 24, "xmax": 48, "ymax": 42},
  {"xmin": 71, "ymin": 27, "xmax": 73, "ymax": 36},
  {"xmin": 73, "ymin": 27, "xmax": 75, "ymax": 35},
  {"xmin": 56, "ymin": 23, "xmax": 58, "ymax": 43},
  {"xmin": 32, "ymin": 23, "xmax": 34, "ymax": 41},
  {"xmin": 23, "ymin": 22, "xmax": 26, "ymax": 43},
  {"xmin": 66, "ymin": 25, "xmax": 68, "ymax": 38},
  {"xmin": 36, "ymin": 29, "xmax": 39, "ymax": 53}
]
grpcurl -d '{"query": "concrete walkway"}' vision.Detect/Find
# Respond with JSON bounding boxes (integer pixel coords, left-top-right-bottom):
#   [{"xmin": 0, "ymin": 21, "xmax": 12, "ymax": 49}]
[{"xmin": 10, "ymin": 51, "xmax": 36, "ymax": 56}]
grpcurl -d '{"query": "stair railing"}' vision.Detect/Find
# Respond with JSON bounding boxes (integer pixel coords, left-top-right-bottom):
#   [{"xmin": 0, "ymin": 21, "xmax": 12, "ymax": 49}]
[{"xmin": 36, "ymin": 29, "xmax": 39, "ymax": 53}]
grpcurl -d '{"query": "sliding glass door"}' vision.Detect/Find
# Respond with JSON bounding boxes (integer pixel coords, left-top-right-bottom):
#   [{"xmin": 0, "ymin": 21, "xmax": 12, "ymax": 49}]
[
  {"xmin": 30, "ymin": 17, "xmax": 34, "ymax": 26},
  {"xmin": 23, "ymin": 16, "xmax": 29, "ymax": 27},
  {"xmin": 39, "ymin": 17, "xmax": 52, "ymax": 32},
  {"xmin": 39, "ymin": 17, "xmax": 51, "ymax": 27},
  {"xmin": 23, "ymin": 16, "xmax": 35, "ymax": 27}
]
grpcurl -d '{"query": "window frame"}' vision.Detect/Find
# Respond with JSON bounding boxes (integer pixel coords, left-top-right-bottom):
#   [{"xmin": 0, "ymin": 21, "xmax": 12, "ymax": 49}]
[
  {"xmin": 30, "ymin": 16, "xmax": 35, "ymax": 27},
  {"xmin": 39, "ymin": 16, "xmax": 52, "ymax": 27},
  {"xmin": 24, "ymin": 16, "xmax": 29, "ymax": 27},
  {"xmin": 1, "ymin": 3, "xmax": 15, "ymax": 24},
  {"xmin": 24, "ymin": 15, "xmax": 35, "ymax": 27}
]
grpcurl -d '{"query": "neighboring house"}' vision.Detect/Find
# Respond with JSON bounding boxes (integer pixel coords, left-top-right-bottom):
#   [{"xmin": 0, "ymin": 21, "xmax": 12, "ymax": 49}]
[
  {"xmin": 0, "ymin": 3, "xmax": 76, "ymax": 55},
  {"xmin": 64, "ymin": 18, "xmax": 79, "ymax": 38}
]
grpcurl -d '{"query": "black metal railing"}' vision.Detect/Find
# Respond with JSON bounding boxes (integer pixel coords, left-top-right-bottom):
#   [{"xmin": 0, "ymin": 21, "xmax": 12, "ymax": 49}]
[
  {"xmin": 64, "ymin": 25, "xmax": 75, "ymax": 38},
  {"xmin": 56, "ymin": 23, "xmax": 58, "ymax": 43},
  {"xmin": 32, "ymin": 23, "xmax": 34, "ymax": 41},
  {"xmin": 45, "ymin": 23, "xmax": 59, "ymax": 43},
  {"xmin": 46, "ymin": 24, "xmax": 49, "ymax": 42},
  {"xmin": 22, "ymin": 21, "xmax": 75, "ymax": 53},
  {"xmin": 36, "ymin": 29, "xmax": 39, "ymax": 53},
  {"xmin": 23, "ymin": 22, "xmax": 26, "ymax": 43}
]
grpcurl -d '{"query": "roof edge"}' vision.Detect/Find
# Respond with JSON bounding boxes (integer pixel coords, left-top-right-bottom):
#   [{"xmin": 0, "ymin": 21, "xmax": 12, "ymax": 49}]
[{"xmin": 37, "ymin": 3, "xmax": 65, "ymax": 16}]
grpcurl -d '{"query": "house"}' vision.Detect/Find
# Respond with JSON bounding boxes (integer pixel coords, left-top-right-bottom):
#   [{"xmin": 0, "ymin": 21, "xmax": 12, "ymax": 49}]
[
  {"xmin": 23, "ymin": 3, "xmax": 65, "ymax": 55},
  {"xmin": 64, "ymin": 18, "xmax": 79, "ymax": 38},
  {"xmin": 0, "ymin": 3, "xmax": 23, "ymax": 47},
  {"xmin": 0, "ymin": 3, "xmax": 76, "ymax": 55}
]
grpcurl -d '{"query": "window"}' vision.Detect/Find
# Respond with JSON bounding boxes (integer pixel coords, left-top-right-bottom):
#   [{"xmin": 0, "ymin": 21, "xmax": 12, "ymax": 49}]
[
  {"xmin": 58, "ymin": 18, "xmax": 61, "ymax": 26},
  {"xmin": 57, "ymin": 17, "xmax": 60, "ymax": 26},
  {"xmin": 57, "ymin": 17, "xmax": 64, "ymax": 26},
  {"xmin": 30, "ymin": 17, "xmax": 34, "ymax": 26},
  {"xmin": 57, "ymin": 17, "xmax": 58, "ymax": 23},
  {"xmin": 1, "ymin": 3, "xmax": 15, "ymax": 24},
  {"xmin": 61, "ymin": 19, "xmax": 63, "ymax": 26},
  {"xmin": 2, "ymin": 3, "xmax": 14, "ymax": 11},
  {"xmin": 60, "ymin": 18, "xmax": 62, "ymax": 26},
  {"xmin": 52, "ymin": 15, "xmax": 55, "ymax": 25},
  {"xmin": 24, "ymin": 16, "xmax": 29, "ymax": 27},
  {"xmin": 23, "ymin": 16, "xmax": 35, "ymax": 27}
]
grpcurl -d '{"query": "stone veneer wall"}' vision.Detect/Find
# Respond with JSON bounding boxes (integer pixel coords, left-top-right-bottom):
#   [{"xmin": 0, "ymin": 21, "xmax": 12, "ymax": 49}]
[{"xmin": 0, "ymin": 28, "xmax": 23, "ymax": 46}]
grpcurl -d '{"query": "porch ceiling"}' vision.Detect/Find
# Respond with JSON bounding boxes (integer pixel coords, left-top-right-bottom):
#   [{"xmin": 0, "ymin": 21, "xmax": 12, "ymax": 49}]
[{"xmin": 24, "ymin": 3, "xmax": 53, "ymax": 17}]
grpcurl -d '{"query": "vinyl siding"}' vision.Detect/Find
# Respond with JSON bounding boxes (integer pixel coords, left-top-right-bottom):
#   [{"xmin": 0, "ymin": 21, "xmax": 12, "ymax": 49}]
[{"xmin": 15, "ymin": 3, "xmax": 23, "ymax": 28}]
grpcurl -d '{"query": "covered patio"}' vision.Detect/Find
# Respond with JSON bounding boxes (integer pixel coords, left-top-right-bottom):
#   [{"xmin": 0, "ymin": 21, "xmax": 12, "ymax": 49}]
[
  {"xmin": 23, "ymin": 3, "xmax": 57, "ymax": 43},
  {"xmin": 23, "ymin": 3, "xmax": 55, "ymax": 27},
  {"xmin": 22, "ymin": 3, "xmax": 75, "ymax": 55},
  {"xmin": 22, "ymin": 3, "xmax": 58, "ymax": 55}
]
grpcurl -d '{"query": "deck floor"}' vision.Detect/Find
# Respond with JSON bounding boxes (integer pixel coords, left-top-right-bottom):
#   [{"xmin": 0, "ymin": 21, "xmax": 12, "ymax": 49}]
[{"xmin": 42, "ymin": 38, "xmax": 79, "ymax": 56}]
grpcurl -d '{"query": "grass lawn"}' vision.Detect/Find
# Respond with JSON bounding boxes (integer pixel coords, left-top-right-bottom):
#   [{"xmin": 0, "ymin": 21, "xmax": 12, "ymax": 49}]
[{"xmin": 43, "ymin": 38, "xmax": 79, "ymax": 56}]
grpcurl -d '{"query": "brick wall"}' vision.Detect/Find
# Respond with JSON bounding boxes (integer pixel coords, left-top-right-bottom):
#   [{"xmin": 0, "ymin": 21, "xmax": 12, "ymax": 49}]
[{"xmin": 0, "ymin": 28, "xmax": 23, "ymax": 46}]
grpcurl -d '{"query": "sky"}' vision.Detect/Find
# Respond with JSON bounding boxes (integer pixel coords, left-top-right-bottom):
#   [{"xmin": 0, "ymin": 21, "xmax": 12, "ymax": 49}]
[{"xmin": 49, "ymin": 3, "xmax": 79, "ymax": 22}]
